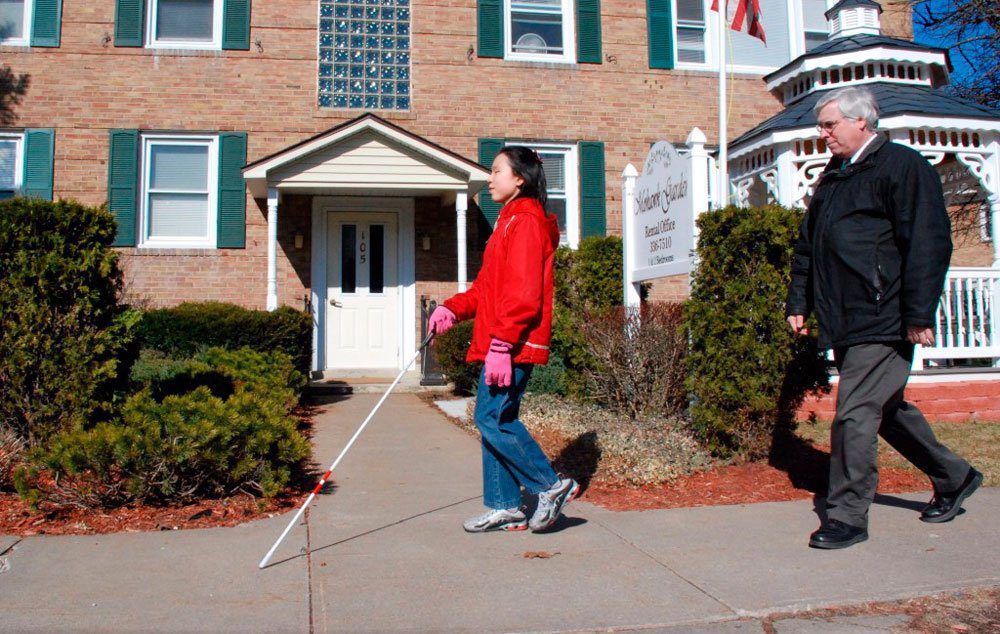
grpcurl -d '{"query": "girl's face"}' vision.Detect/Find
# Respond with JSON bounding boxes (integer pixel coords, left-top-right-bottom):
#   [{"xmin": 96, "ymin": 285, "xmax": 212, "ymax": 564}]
[{"xmin": 488, "ymin": 153, "xmax": 524, "ymax": 205}]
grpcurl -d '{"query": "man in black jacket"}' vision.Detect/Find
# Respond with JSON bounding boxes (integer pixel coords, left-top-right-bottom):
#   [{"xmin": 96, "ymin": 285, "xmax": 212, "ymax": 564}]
[{"xmin": 786, "ymin": 86, "xmax": 982, "ymax": 550}]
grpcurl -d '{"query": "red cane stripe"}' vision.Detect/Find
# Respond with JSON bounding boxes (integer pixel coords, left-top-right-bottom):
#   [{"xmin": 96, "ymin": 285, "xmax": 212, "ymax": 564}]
[{"xmin": 311, "ymin": 470, "xmax": 334, "ymax": 494}]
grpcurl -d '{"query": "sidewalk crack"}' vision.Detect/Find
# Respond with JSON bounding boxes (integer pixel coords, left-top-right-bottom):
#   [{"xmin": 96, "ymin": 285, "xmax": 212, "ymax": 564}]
[
  {"xmin": 305, "ymin": 507, "xmax": 315, "ymax": 634},
  {"xmin": 0, "ymin": 538, "xmax": 21, "ymax": 557},
  {"xmin": 587, "ymin": 512, "xmax": 740, "ymax": 616}
]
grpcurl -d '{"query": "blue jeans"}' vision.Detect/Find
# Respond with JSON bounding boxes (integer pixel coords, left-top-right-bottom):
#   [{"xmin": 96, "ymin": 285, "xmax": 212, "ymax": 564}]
[{"xmin": 473, "ymin": 364, "xmax": 559, "ymax": 509}]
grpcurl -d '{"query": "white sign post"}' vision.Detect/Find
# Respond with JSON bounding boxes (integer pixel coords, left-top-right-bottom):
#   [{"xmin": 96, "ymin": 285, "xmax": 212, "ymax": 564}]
[{"xmin": 622, "ymin": 140, "xmax": 696, "ymax": 309}]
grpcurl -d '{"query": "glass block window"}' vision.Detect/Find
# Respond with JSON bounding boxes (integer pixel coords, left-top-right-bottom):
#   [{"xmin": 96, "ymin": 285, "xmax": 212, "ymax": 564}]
[
  {"xmin": 140, "ymin": 135, "xmax": 218, "ymax": 248},
  {"xmin": 318, "ymin": 0, "xmax": 412, "ymax": 110},
  {"xmin": 0, "ymin": 135, "xmax": 21, "ymax": 200},
  {"xmin": 0, "ymin": 0, "xmax": 29, "ymax": 44}
]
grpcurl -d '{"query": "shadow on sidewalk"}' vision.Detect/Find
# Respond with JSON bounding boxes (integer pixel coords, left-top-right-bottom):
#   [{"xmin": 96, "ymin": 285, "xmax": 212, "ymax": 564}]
[{"xmin": 768, "ymin": 432, "xmax": 830, "ymax": 522}]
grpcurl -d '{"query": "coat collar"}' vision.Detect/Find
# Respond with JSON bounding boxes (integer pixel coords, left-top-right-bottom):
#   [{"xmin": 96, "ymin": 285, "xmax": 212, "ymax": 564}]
[{"xmin": 819, "ymin": 133, "xmax": 888, "ymax": 181}]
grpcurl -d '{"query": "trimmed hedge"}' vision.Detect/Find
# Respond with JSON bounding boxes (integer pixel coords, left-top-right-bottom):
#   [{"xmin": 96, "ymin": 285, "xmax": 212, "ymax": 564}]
[
  {"xmin": 136, "ymin": 302, "xmax": 312, "ymax": 380},
  {"xmin": 17, "ymin": 347, "xmax": 310, "ymax": 507},
  {"xmin": 684, "ymin": 205, "xmax": 829, "ymax": 459},
  {"xmin": 0, "ymin": 198, "xmax": 136, "ymax": 446}
]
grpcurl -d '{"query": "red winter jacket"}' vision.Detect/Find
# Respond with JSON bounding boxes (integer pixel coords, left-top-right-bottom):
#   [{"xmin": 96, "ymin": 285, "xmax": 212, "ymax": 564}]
[{"xmin": 443, "ymin": 196, "xmax": 560, "ymax": 365}]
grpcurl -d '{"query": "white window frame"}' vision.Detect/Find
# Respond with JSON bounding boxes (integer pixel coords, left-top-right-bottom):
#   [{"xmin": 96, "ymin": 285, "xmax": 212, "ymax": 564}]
[
  {"xmin": 146, "ymin": 0, "xmax": 223, "ymax": 50},
  {"xmin": 139, "ymin": 134, "xmax": 218, "ymax": 249},
  {"xmin": 512, "ymin": 142, "xmax": 580, "ymax": 248},
  {"xmin": 0, "ymin": 132, "xmax": 24, "ymax": 197},
  {"xmin": 672, "ymin": 0, "xmax": 833, "ymax": 73},
  {"xmin": 504, "ymin": 0, "xmax": 576, "ymax": 64},
  {"xmin": 0, "ymin": 0, "xmax": 33, "ymax": 46}
]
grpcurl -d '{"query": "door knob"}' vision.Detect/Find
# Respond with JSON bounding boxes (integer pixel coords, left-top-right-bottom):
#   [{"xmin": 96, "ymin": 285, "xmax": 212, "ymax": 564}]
[{"xmin": 329, "ymin": 298, "xmax": 342, "ymax": 307}]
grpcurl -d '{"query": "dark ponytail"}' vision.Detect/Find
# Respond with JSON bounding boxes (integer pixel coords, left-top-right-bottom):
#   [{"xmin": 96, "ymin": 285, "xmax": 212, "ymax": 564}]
[{"xmin": 498, "ymin": 145, "xmax": 548, "ymax": 211}]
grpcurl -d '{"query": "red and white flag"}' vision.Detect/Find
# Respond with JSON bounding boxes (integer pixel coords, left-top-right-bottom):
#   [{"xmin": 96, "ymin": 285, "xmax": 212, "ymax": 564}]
[{"xmin": 711, "ymin": 0, "xmax": 767, "ymax": 44}]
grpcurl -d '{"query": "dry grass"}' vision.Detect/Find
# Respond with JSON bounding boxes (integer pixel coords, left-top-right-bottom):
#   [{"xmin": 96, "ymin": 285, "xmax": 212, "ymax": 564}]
[
  {"xmin": 795, "ymin": 419, "xmax": 1000, "ymax": 487},
  {"xmin": 0, "ymin": 427, "xmax": 24, "ymax": 491}
]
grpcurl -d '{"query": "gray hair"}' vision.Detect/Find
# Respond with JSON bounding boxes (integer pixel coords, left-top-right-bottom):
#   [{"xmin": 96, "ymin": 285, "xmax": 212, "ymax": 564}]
[{"xmin": 814, "ymin": 86, "xmax": 879, "ymax": 130}]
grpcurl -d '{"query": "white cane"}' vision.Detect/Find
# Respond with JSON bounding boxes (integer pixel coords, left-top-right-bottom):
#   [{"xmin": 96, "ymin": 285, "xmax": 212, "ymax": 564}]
[{"xmin": 258, "ymin": 332, "xmax": 434, "ymax": 569}]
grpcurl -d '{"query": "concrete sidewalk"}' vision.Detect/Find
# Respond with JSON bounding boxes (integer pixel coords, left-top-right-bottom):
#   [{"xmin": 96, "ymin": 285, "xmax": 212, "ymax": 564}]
[{"xmin": 1, "ymin": 393, "xmax": 997, "ymax": 633}]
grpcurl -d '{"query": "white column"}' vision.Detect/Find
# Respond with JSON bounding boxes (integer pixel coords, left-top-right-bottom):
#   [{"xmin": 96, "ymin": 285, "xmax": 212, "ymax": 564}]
[
  {"xmin": 456, "ymin": 191, "xmax": 468, "ymax": 292},
  {"xmin": 717, "ymin": 7, "xmax": 729, "ymax": 208},
  {"xmin": 687, "ymin": 128, "xmax": 709, "ymax": 294},
  {"xmin": 775, "ymin": 145, "xmax": 798, "ymax": 208},
  {"xmin": 622, "ymin": 163, "xmax": 641, "ymax": 309},
  {"xmin": 988, "ymin": 143, "xmax": 1000, "ymax": 268},
  {"xmin": 266, "ymin": 187, "xmax": 279, "ymax": 311}
]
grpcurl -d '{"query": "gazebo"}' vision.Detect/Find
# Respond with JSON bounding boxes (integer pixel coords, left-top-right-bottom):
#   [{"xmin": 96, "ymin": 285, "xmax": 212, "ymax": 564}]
[{"xmin": 728, "ymin": 0, "xmax": 1000, "ymax": 367}]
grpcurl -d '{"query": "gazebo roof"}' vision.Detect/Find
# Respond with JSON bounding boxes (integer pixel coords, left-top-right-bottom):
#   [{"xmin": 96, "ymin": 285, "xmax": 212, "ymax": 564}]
[{"xmin": 732, "ymin": 83, "xmax": 1000, "ymax": 148}]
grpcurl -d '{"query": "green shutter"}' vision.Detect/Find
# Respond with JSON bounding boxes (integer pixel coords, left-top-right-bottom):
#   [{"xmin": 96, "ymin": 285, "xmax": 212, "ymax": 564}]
[
  {"xmin": 647, "ymin": 0, "xmax": 674, "ymax": 70},
  {"xmin": 217, "ymin": 132, "xmax": 247, "ymax": 248},
  {"xmin": 477, "ymin": 0, "xmax": 502, "ymax": 58},
  {"xmin": 222, "ymin": 0, "xmax": 251, "ymax": 50},
  {"xmin": 30, "ymin": 0, "xmax": 63, "ymax": 47},
  {"xmin": 579, "ymin": 141, "xmax": 606, "ymax": 238},
  {"xmin": 107, "ymin": 129, "xmax": 139, "ymax": 247},
  {"xmin": 576, "ymin": 0, "xmax": 602, "ymax": 64},
  {"xmin": 22, "ymin": 129, "xmax": 54, "ymax": 200},
  {"xmin": 115, "ymin": 0, "xmax": 145, "ymax": 47},
  {"xmin": 478, "ymin": 138, "xmax": 504, "ymax": 225}
]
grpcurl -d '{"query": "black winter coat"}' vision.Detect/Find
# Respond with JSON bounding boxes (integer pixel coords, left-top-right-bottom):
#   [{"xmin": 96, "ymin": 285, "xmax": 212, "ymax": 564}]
[{"xmin": 786, "ymin": 134, "xmax": 952, "ymax": 350}]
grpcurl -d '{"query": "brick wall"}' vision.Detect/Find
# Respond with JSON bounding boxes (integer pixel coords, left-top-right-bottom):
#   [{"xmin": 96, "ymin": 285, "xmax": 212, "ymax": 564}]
[{"xmin": 799, "ymin": 380, "xmax": 1000, "ymax": 423}]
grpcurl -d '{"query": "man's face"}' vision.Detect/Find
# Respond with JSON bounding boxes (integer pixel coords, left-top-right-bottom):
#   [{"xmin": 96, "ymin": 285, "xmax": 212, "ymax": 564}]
[{"xmin": 816, "ymin": 102, "xmax": 872, "ymax": 159}]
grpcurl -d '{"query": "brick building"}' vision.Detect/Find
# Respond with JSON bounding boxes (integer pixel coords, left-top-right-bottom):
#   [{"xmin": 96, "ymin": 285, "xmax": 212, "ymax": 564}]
[{"xmin": 2, "ymin": 0, "xmax": 915, "ymax": 374}]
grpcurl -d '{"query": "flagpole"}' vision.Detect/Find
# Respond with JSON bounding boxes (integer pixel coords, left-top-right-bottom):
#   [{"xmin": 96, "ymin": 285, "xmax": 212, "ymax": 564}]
[{"xmin": 717, "ymin": 6, "xmax": 728, "ymax": 209}]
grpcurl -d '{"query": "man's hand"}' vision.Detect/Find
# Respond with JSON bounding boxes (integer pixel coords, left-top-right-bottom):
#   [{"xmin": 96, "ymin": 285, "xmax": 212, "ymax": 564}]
[
  {"xmin": 787, "ymin": 314, "xmax": 808, "ymax": 336},
  {"xmin": 906, "ymin": 326, "xmax": 935, "ymax": 346}
]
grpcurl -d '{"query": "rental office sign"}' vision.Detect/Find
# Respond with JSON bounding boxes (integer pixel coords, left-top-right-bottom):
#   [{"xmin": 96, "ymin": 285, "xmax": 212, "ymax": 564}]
[{"xmin": 622, "ymin": 140, "xmax": 696, "ymax": 306}]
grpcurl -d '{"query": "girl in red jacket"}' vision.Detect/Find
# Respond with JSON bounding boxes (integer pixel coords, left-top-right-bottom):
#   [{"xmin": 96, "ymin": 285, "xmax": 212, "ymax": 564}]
[{"xmin": 428, "ymin": 146, "xmax": 579, "ymax": 533}]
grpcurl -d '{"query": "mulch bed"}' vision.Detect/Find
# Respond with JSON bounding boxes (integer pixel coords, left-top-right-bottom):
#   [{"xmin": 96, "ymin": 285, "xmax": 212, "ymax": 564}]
[{"xmin": 0, "ymin": 401, "xmax": 932, "ymax": 537}]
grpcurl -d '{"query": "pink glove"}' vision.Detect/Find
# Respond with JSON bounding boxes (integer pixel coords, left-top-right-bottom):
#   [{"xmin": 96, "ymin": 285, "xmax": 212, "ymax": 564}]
[
  {"xmin": 428, "ymin": 305, "xmax": 457, "ymax": 337},
  {"xmin": 484, "ymin": 338, "xmax": 513, "ymax": 388}
]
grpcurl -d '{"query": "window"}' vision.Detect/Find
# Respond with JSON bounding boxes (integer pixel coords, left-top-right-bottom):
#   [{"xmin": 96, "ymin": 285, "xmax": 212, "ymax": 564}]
[
  {"xmin": 516, "ymin": 143, "xmax": 579, "ymax": 246},
  {"xmin": 671, "ymin": 0, "xmax": 831, "ymax": 71},
  {"xmin": 505, "ymin": 0, "xmax": 575, "ymax": 63},
  {"xmin": 802, "ymin": 0, "xmax": 829, "ymax": 51},
  {"xmin": 318, "ymin": 0, "xmax": 412, "ymax": 110},
  {"xmin": 0, "ymin": 133, "xmax": 22, "ymax": 199},
  {"xmin": 676, "ymin": 0, "xmax": 706, "ymax": 63},
  {"xmin": 148, "ymin": 0, "xmax": 222, "ymax": 48},
  {"xmin": 0, "ymin": 0, "xmax": 30, "ymax": 44},
  {"xmin": 140, "ymin": 135, "xmax": 218, "ymax": 248}
]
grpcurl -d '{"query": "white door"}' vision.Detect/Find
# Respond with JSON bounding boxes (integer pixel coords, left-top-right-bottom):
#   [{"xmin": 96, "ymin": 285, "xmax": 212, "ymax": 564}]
[{"xmin": 326, "ymin": 212, "xmax": 399, "ymax": 369}]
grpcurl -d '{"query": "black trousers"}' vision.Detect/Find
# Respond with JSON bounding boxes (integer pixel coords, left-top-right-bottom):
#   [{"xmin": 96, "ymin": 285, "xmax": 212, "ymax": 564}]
[{"xmin": 827, "ymin": 342, "xmax": 971, "ymax": 528}]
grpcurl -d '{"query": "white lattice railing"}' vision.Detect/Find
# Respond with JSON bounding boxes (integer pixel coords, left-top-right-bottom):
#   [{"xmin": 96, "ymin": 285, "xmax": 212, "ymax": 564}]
[{"xmin": 916, "ymin": 267, "xmax": 1000, "ymax": 369}]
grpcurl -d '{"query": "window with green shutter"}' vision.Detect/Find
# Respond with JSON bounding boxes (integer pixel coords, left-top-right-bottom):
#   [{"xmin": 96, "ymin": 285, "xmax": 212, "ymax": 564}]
[
  {"xmin": 115, "ymin": 0, "xmax": 249, "ymax": 49},
  {"xmin": 478, "ymin": 138, "xmax": 504, "ymax": 226},
  {"xmin": 647, "ymin": 0, "xmax": 675, "ymax": 70},
  {"xmin": 477, "ymin": 0, "xmax": 502, "ymax": 58},
  {"xmin": 107, "ymin": 129, "xmax": 139, "ymax": 247},
  {"xmin": 22, "ymin": 128, "xmax": 54, "ymax": 200},
  {"xmin": 217, "ymin": 132, "xmax": 247, "ymax": 248},
  {"xmin": 30, "ymin": 0, "xmax": 62, "ymax": 47},
  {"xmin": 578, "ymin": 141, "xmax": 606, "ymax": 238},
  {"xmin": 576, "ymin": 0, "xmax": 601, "ymax": 64}
]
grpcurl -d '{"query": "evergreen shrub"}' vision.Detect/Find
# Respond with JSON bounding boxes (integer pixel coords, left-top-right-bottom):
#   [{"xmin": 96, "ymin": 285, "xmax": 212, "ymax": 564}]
[
  {"xmin": 433, "ymin": 320, "xmax": 480, "ymax": 395},
  {"xmin": 552, "ymin": 236, "xmax": 628, "ymax": 397},
  {"xmin": 0, "ymin": 198, "xmax": 135, "ymax": 446},
  {"xmin": 17, "ymin": 348, "xmax": 310, "ymax": 507},
  {"xmin": 526, "ymin": 350, "xmax": 567, "ymax": 395},
  {"xmin": 136, "ymin": 302, "xmax": 312, "ymax": 380},
  {"xmin": 684, "ymin": 205, "xmax": 829, "ymax": 459}
]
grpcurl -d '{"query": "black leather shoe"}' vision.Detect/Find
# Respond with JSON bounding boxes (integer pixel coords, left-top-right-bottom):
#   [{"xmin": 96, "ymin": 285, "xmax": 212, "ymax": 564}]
[
  {"xmin": 808, "ymin": 518, "xmax": 869, "ymax": 549},
  {"xmin": 920, "ymin": 468, "xmax": 983, "ymax": 523}
]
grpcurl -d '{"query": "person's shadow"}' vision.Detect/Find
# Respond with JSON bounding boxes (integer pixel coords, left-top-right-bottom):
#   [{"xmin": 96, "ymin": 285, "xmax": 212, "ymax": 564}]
[
  {"xmin": 768, "ymin": 430, "xmax": 831, "ymax": 522},
  {"xmin": 522, "ymin": 431, "xmax": 600, "ymax": 533}
]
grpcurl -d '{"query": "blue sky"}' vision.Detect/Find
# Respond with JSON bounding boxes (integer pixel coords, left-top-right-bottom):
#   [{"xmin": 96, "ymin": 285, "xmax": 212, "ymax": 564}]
[{"xmin": 910, "ymin": 0, "xmax": 975, "ymax": 84}]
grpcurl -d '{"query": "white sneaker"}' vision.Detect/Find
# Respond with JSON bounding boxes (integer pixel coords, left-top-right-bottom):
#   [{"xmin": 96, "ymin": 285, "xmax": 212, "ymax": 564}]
[
  {"xmin": 463, "ymin": 507, "xmax": 528, "ymax": 533},
  {"xmin": 529, "ymin": 477, "xmax": 580, "ymax": 532}
]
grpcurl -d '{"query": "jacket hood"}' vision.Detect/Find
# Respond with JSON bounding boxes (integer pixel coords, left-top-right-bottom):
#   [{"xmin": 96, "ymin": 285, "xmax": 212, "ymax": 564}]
[{"xmin": 498, "ymin": 197, "xmax": 560, "ymax": 249}]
